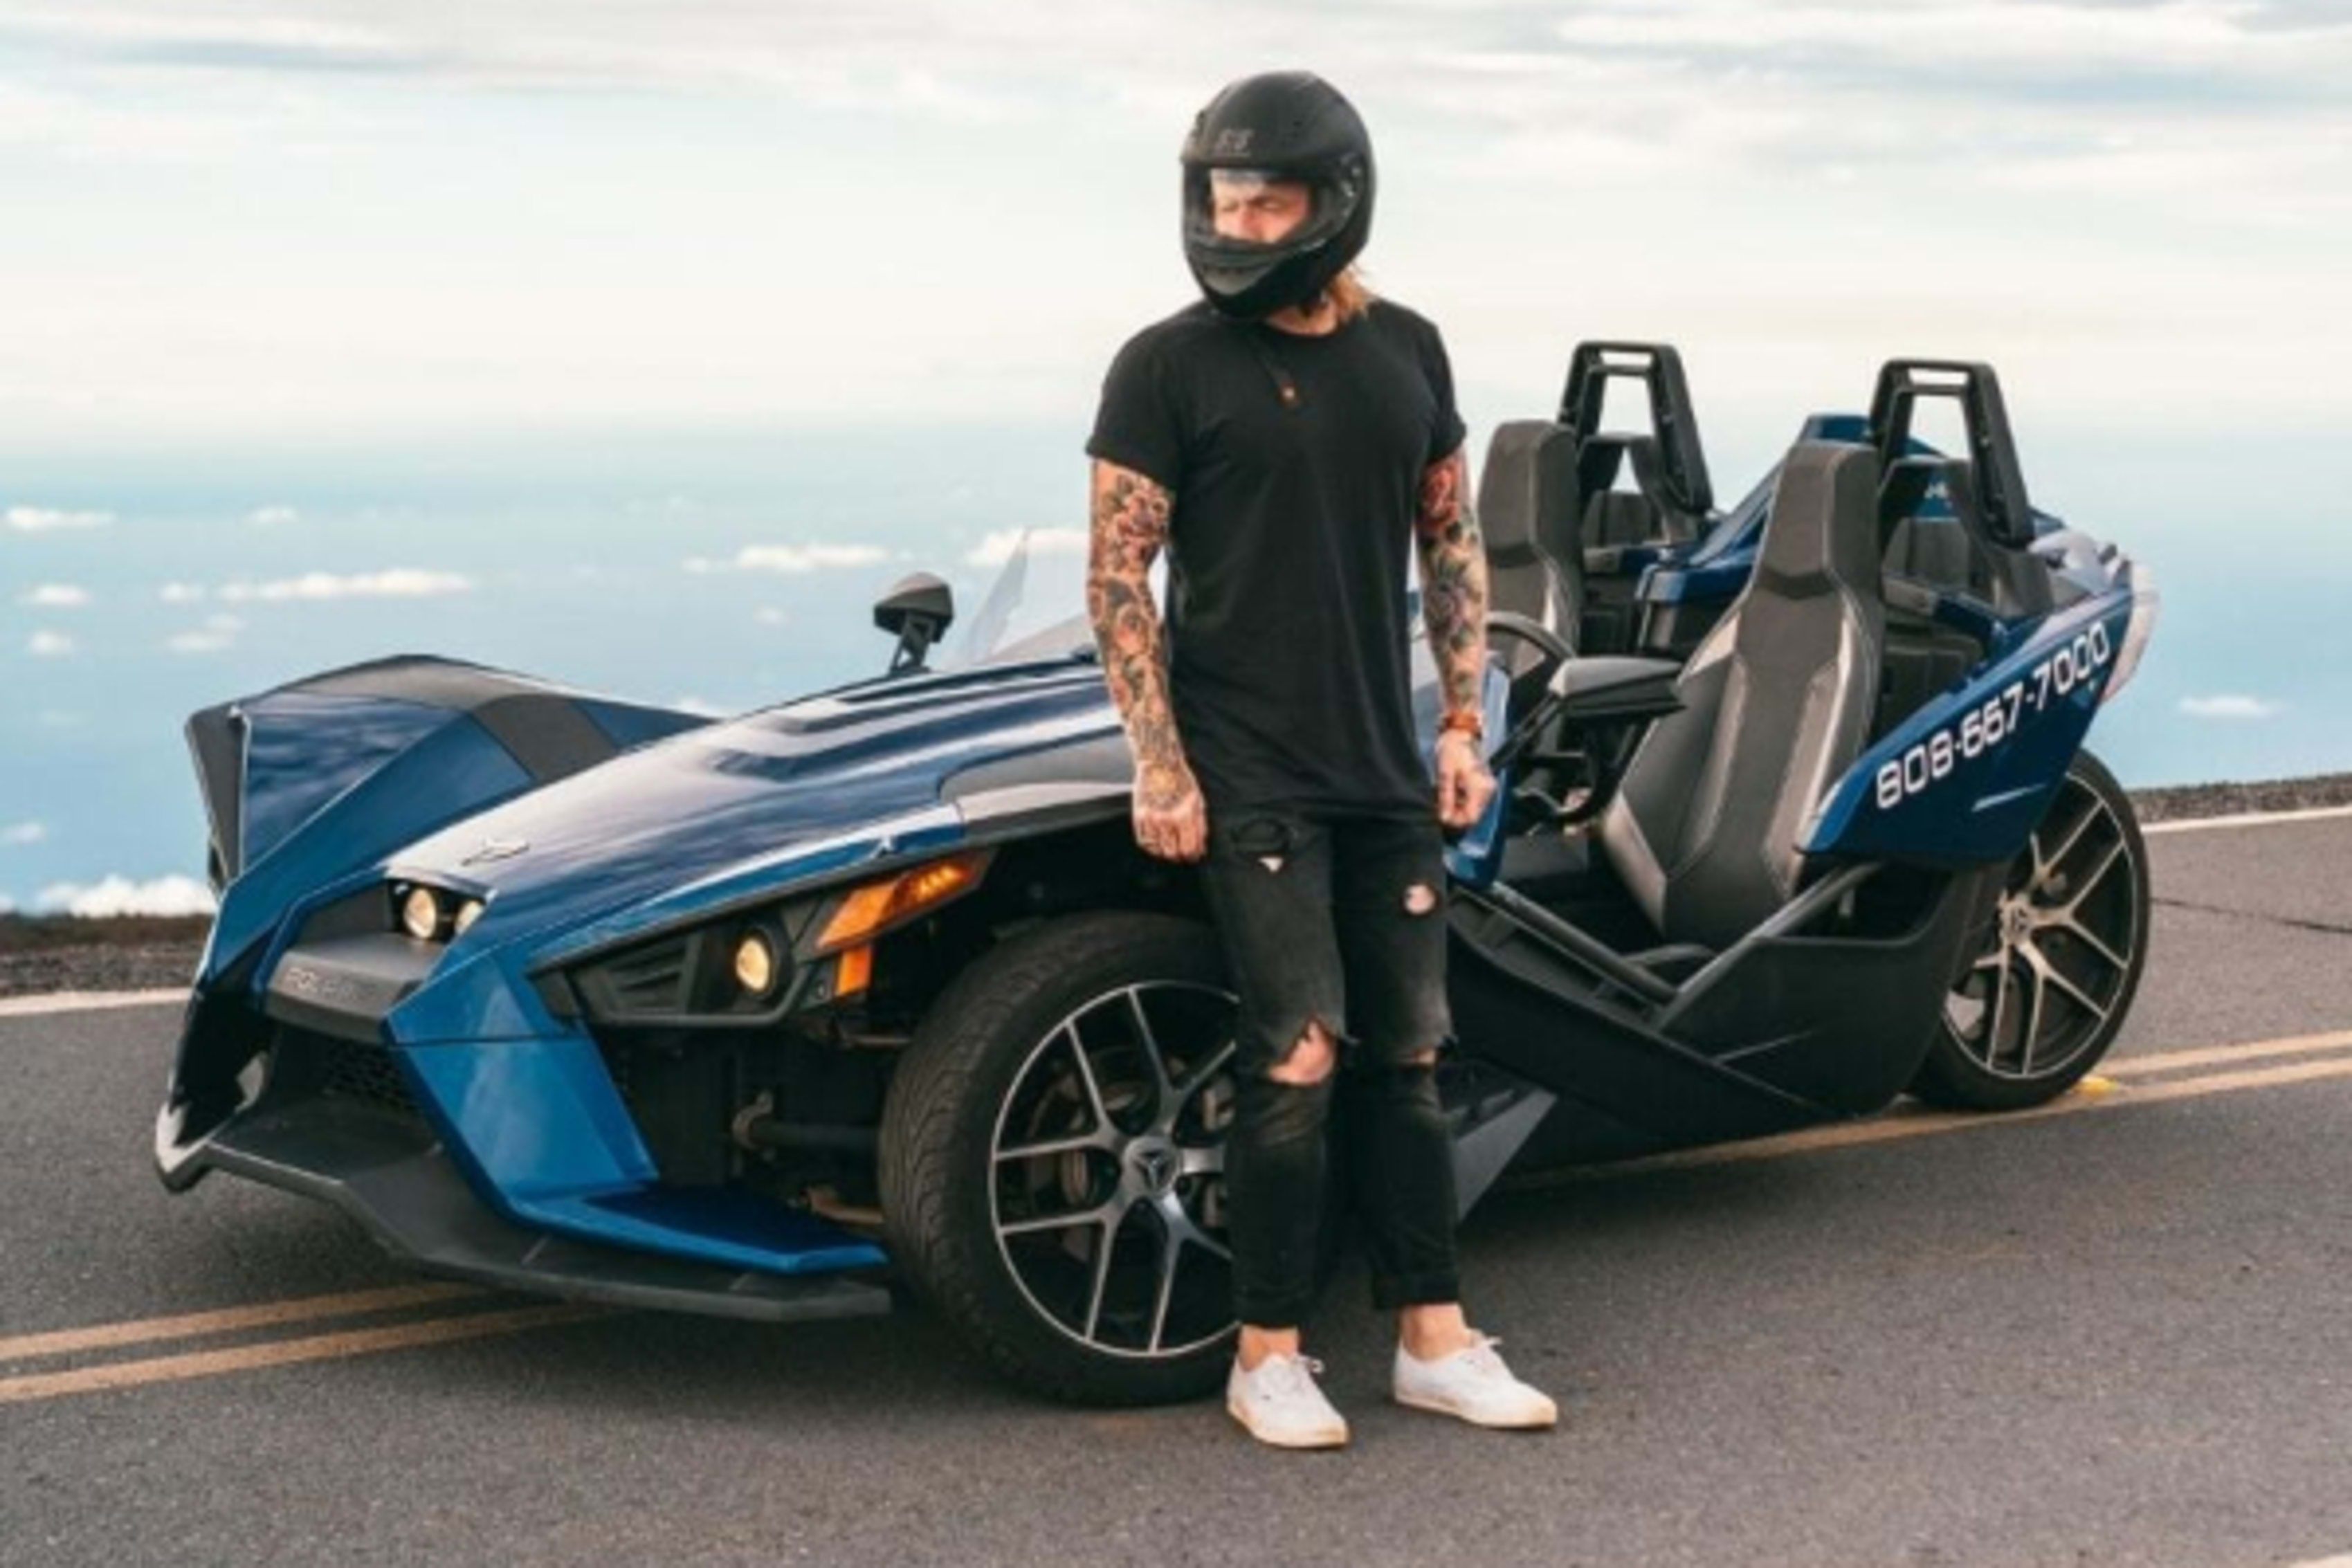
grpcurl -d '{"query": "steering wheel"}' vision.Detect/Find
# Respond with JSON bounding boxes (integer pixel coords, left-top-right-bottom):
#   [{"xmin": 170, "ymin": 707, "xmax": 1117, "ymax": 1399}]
[{"xmin": 1482, "ymin": 610, "xmax": 1574, "ymax": 774}]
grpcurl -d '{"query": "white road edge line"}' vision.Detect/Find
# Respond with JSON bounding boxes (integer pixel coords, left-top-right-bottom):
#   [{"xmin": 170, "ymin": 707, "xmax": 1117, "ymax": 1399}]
[
  {"xmin": 2144, "ymin": 803, "xmax": 2352, "ymax": 835},
  {"xmin": 0, "ymin": 988, "xmax": 188, "ymax": 1019}
]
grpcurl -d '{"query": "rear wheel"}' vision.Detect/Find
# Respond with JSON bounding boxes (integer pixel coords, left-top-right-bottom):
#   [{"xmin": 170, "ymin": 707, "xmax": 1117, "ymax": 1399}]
[
  {"xmin": 1910, "ymin": 751, "xmax": 2150, "ymax": 1111},
  {"xmin": 879, "ymin": 913, "xmax": 1247, "ymax": 1406}
]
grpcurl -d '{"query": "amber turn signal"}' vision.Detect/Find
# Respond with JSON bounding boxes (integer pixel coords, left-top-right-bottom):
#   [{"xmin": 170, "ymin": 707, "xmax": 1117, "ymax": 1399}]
[{"xmin": 813, "ymin": 850, "xmax": 990, "ymax": 954}]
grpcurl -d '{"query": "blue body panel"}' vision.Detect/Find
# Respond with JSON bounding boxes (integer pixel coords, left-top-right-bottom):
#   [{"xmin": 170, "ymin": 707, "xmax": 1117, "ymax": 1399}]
[
  {"xmin": 1804, "ymin": 590, "xmax": 2134, "ymax": 866},
  {"xmin": 208, "ymin": 718, "xmax": 536, "ymax": 975},
  {"xmin": 176, "ymin": 659, "xmax": 1133, "ymax": 1282}
]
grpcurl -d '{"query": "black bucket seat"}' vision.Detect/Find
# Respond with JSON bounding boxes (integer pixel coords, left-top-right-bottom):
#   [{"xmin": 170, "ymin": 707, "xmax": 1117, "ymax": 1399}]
[
  {"xmin": 1477, "ymin": 419, "xmax": 1585, "ymax": 679},
  {"xmin": 1596, "ymin": 441, "xmax": 1887, "ymax": 951}
]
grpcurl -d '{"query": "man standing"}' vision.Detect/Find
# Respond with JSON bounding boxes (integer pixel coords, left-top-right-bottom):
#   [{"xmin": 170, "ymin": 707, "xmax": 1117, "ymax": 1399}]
[{"xmin": 1084, "ymin": 70, "xmax": 1557, "ymax": 1449}]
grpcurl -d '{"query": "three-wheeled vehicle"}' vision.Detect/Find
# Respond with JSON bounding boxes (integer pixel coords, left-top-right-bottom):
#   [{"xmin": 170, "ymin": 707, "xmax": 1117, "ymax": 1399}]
[{"xmin": 154, "ymin": 349, "xmax": 2158, "ymax": 1403}]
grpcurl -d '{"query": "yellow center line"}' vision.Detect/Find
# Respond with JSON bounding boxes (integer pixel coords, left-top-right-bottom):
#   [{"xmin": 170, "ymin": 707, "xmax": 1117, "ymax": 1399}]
[
  {"xmin": 0, "ymin": 1303, "xmax": 613, "ymax": 1404},
  {"xmin": 2104, "ymin": 1028, "xmax": 2352, "ymax": 1079},
  {"xmin": 0, "ymin": 1282, "xmax": 484, "ymax": 1365},
  {"xmin": 1545, "ymin": 1052, "xmax": 2352, "ymax": 1182}
]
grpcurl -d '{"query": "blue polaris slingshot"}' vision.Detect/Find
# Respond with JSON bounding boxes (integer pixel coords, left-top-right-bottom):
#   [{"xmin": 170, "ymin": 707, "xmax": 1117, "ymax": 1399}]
[{"xmin": 156, "ymin": 351, "xmax": 2159, "ymax": 1405}]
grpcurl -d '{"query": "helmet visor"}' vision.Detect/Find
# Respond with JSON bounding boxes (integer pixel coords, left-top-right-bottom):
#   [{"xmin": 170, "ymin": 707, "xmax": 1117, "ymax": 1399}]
[{"xmin": 1183, "ymin": 164, "xmax": 1358, "ymax": 263}]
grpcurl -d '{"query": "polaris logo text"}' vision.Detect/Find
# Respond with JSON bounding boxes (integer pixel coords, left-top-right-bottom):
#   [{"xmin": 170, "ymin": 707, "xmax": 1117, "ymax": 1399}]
[{"xmin": 459, "ymin": 837, "xmax": 529, "ymax": 866}]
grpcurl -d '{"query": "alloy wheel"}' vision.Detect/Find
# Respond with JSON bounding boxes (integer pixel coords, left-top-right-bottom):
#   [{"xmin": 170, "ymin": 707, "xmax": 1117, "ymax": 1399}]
[
  {"xmin": 989, "ymin": 982, "xmax": 1239, "ymax": 1360},
  {"xmin": 1942, "ymin": 770, "xmax": 2142, "ymax": 1083}
]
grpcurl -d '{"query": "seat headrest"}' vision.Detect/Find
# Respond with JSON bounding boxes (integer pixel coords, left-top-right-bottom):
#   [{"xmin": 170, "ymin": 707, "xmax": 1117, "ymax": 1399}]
[
  {"xmin": 1577, "ymin": 433, "xmax": 1703, "ymax": 547},
  {"xmin": 1479, "ymin": 420, "xmax": 1577, "ymax": 563},
  {"xmin": 1755, "ymin": 442, "xmax": 1884, "ymax": 599},
  {"xmin": 1583, "ymin": 490, "xmax": 1660, "ymax": 551}
]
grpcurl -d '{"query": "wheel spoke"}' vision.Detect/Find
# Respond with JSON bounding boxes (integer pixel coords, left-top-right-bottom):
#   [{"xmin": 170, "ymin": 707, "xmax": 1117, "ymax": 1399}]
[
  {"xmin": 1162, "ymin": 1198, "xmax": 1231, "ymax": 1264},
  {"xmin": 2037, "ymin": 957, "xmax": 2111, "ymax": 1026},
  {"xmin": 2059, "ymin": 839, "xmax": 2128, "ymax": 915},
  {"xmin": 996, "ymin": 1129, "xmax": 1115, "ymax": 1163},
  {"xmin": 1081, "ymin": 1213, "xmax": 1121, "ymax": 1341},
  {"xmin": 2043, "ymin": 798, "xmax": 2104, "ymax": 882},
  {"xmin": 2047, "ymin": 908, "xmax": 2129, "ymax": 973},
  {"xmin": 1146, "ymin": 1216, "xmax": 1183, "ymax": 1353},
  {"xmin": 1178, "ymin": 1144, "xmax": 1223, "ymax": 1178},
  {"xmin": 2020, "ymin": 960, "xmax": 2050, "ymax": 1077},
  {"xmin": 1059, "ymin": 1023, "xmax": 1111, "ymax": 1131},
  {"xmin": 1125, "ymin": 987, "xmax": 1178, "ymax": 1112},
  {"xmin": 1984, "ymin": 954, "xmax": 2014, "ymax": 1066},
  {"xmin": 1176, "ymin": 1038, "xmax": 1238, "ymax": 1100},
  {"xmin": 1000, "ymin": 1200, "xmax": 1120, "ymax": 1237}
]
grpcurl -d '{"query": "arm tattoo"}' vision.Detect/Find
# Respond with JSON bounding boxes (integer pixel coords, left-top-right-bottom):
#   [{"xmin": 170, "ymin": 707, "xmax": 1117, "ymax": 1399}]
[
  {"xmin": 1085, "ymin": 461, "xmax": 1190, "ymax": 797},
  {"xmin": 1414, "ymin": 446, "xmax": 1490, "ymax": 722}
]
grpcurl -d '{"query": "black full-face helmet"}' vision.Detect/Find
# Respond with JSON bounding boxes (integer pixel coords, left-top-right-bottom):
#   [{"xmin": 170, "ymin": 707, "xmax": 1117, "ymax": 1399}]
[{"xmin": 1180, "ymin": 71, "xmax": 1375, "ymax": 320}]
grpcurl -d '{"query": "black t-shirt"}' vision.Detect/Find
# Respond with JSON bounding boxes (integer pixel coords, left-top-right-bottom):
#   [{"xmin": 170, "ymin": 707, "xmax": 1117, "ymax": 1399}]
[{"xmin": 1086, "ymin": 298, "xmax": 1468, "ymax": 819}]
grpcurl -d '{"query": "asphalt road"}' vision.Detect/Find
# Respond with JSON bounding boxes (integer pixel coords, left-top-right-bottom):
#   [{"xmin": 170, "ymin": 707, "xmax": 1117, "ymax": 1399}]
[{"xmin": 6, "ymin": 814, "xmax": 2352, "ymax": 1568}]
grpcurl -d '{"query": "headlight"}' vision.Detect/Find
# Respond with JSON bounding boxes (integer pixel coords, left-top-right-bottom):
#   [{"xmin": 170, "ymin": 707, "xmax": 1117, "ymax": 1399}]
[
  {"xmin": 452, "ymin": 898, "xmax": 485, "ymax": 936},
  {"xmin": 733, "ymin": 931, "xmax": 779, "ymax": 997},
  {"xmin": 400, "ymin": 886, "xmax": 446, "ymax": 940},
  {"xmin": 556, "ymin": 848, "xmax": 994, "ymax": 1026}
]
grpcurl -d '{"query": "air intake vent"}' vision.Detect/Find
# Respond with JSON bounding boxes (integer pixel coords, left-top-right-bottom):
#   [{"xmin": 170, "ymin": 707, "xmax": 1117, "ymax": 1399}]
[
  {"xmin": 269, "ymin": 1027, "xmax": 421, "ymax": 1120},
  {"xmin": 576, "ymin": 935, "xmax": 698, "ymax": 1020}
]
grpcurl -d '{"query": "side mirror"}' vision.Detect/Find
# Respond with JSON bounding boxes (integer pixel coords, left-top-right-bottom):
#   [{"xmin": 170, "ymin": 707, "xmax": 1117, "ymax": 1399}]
[{"xmin": 875, "ymin": 573, "xmax": 956, "ymax": 673}]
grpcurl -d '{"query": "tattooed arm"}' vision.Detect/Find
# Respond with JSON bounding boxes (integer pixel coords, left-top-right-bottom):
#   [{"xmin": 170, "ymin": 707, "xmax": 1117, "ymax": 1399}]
[
  {"xmin": 1414, "ymin": 444, "xmax": 1498, "ymax": 830},
  {"xmin": 1087, "ymin": 459, "xmax": 1206, "ymax": 862}
]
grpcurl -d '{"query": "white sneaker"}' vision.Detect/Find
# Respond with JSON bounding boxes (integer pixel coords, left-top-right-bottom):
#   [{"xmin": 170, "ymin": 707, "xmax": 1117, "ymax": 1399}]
[
  {"xmin": 1227, "ymin": 1351, "xmax": 1350, "ymax": 1450},
  {"xmin": 1392, "ymin": 1333, "xmax": 1558, "ymax": 1430}
]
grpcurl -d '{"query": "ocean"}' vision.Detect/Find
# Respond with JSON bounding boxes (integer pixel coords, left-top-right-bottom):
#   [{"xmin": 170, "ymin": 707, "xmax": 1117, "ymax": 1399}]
[{"xmin": 2, "ymin": 418, "xmax": 2340, "ymax": 911}]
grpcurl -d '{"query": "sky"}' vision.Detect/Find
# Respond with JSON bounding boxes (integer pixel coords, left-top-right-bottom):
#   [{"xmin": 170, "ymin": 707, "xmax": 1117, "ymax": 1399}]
[
  {"xmin": 3, "ymin": 0, "xmax": 2350, "ymax": 912},
  {"xmin": 3, "ymin": 0, "xmax": 2348, "ymax": 439}
]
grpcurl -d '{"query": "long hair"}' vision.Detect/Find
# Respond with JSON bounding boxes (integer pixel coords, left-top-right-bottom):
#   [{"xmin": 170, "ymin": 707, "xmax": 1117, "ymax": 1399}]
[{"xmin": 1322, "ymin": 265, "xmax": 1374, "ymax": 324}]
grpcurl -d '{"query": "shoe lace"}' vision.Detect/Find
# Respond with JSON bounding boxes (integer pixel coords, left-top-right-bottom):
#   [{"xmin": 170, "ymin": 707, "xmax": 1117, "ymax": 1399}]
[
  {"xmin": 1460, "ymin": 1334, "xmax": 1507, "ymax": 1374},
  {"xmin": 1259, "ymin": 1354, "xmax": 1327, "ymax": 1398}
]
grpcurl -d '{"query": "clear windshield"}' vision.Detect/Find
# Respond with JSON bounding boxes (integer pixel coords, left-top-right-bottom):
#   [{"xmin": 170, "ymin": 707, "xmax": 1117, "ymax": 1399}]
[{"xmin": 946, "ymin": 528, "xmax": 1104, "ymax": 668}]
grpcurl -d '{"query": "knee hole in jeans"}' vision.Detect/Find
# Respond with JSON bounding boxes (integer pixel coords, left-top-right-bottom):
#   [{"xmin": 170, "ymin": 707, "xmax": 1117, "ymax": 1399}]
[{"xmin": 1266, "ymin": 1017, "xmax": 1339, "ymax": 1085}]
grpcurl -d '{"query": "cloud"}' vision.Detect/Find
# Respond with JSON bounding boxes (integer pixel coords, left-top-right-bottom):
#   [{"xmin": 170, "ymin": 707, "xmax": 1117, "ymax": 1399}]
[
  {"xmin": 684, "ymin": 543, "xmax": 890, "ymax": 574},
  {"xmin": 159, "ymin": 582, "xmax": 206, "ymax": 603},
  {"xmin": 34, "ymin": 874, "xmax": 219, "ymax": 918},
  {"xmin": 245, "ymin": 504, "xmax": 300, "ymax": 526},
  {"xmin": 36, "ymin": 710, "xmax": 82, "ymax": 727},
  {"xmin": 169, "ymin": 610, "xmax": 248, "ymax": 652},
  {"xmin": 0, "ymin": 892, "xmax": 13, "ymax": 916},
  {"xmin": 1, "ymin": 821, "xmax": 47, "ymax": 846},
  {"xmin": 754, "ymin": 605, "xmax": 788, "ymax": 626},
  {"xmin": 6, "ymin": 504, "xmax": 111, "ymax": 531},
  {"xmin": 218, "ymin": 568, "xmax": 473, "ymax": 601},
  {"xmin": 26, "ymin": 630, "xmax": 75, "ymax": 657},
  {"xmin": 19, "ymin": 583, "xmax": 90, "ymax": 608},
  {"xmin": 964, "ymin": 527, "xmax": 1090, "ymax": 568},
  {"xmin": 2178, "ymin": 693, "xmax": 2283, "ymax": 720}
]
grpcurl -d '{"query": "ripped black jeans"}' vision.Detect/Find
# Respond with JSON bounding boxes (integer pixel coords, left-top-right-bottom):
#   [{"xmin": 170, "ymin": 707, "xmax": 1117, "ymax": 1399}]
[{"xmin": 1197, "ymin": 807, "xmax": 1461, "ymax": 1329}]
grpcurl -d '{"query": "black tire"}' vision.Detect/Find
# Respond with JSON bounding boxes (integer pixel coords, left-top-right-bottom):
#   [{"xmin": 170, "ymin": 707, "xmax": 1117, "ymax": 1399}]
[
  {"xmin": 1910, "ymin": 750, "xmax": 2151, "ymax": 1111},
  {"xmin": 879, "ymin": 911, "xmax": 1250, "ymax": 1407}
]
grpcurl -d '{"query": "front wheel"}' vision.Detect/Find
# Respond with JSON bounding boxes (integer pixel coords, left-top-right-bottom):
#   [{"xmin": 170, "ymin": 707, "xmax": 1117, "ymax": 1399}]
[
  {"xmin": 1910, "ymin": 751, "xmax": 2151, "ymax": 1111},
  {"xmin": 879, "ymin": 912, "xmax": 1246, "ymax": 1406}
]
